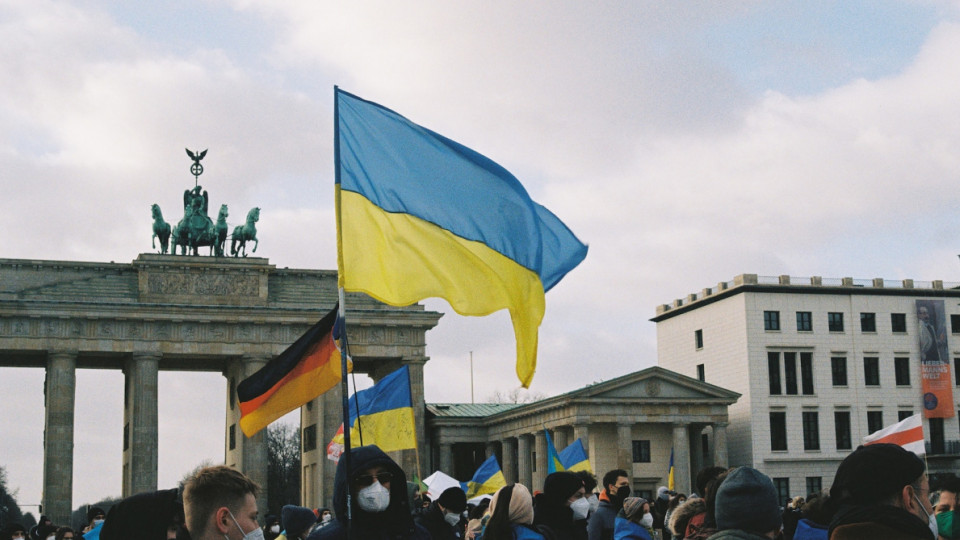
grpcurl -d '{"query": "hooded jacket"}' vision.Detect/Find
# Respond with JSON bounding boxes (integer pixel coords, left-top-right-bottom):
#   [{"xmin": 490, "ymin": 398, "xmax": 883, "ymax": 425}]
[
  {"xmin": 306, "ymin": 445, "xmax": 430, "ymax": 540},
  {"xmin": 827, "ymin": 504, "xmax": 934, "ymax": 540},
  {"xmin": 667, "ymin": 497, "xmax": 705, "ymax": 539},
  {"xmin": 99, "ymin": 488, "xmax": 184, "ymax": 540}
]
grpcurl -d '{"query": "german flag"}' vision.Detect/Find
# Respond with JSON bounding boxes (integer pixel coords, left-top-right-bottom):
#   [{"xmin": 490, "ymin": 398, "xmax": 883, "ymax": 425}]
[{"xmin": 237, "ymin": 303, "xmax": 348, "ymax": 436}]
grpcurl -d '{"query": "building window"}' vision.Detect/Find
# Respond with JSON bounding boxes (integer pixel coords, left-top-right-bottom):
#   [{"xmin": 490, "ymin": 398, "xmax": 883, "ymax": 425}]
[
  {"xmin": 831, "ymin": 357, "xmax": 848, "ymax": 386},
  {"xmin": 797, "ymin": 311, "xmax": 812, "ymax": 332},
  {"xmin": 770, "ymin": 411, "xmax": 787, "ymax": 451},
  {"xmin": 303, "ymin": 424, "xmax": 317, "ymax": 452},
  {"xmin": 773, "ymin": 478, "xmax": 791, "ymax": 507},
  {"xmin": 800, "ymin": 352, "xmax": 815, "ymax": 395},
  {"xmin": 802, "ymin": 411, "xmax": 820, "ymax": 451},
  {"xmin": 867, "ymin": 411, "xmax": 884, "ymax": 434},
  {"xmin": 828, "ymin": 312, "xmax": 844, "ymax": 332},
  {"xmin": 931, "ymin": 418, "xmax": 945, "ymax": 454},
  {"xmin": 864, "ymin": 357, "xmax": 880, "ymax": 386},
  {"xmin": 894, "ymin": 357, "xmax": 911, "ymax": 386},
  {"xmin": 899, "ymin": 410, "xmax": 914, "ymax": 421},
  {"xmin": 955, "ymin": 358, "xmax": 960, "ymax": 386},
  {"xmin": 632, "ymin": 440, "xmax": 651, "ymax": 463},
  {"xmin": 952, "ymin": 314, "xmax": 960, "ymax": 334},
  {"xmin": 768, "ymin": 352, "xmax": 782, "ymax": 395},
  {"xmin": 784, "ymin": 352, "xmax": 798, "ymax": 395},
  {"xmin": 695, "ymin": 329, "xmax": 703, "ymax": 349},
  {"xmin": 806, "ymin": 477, "xmax": 822, "ymax": 497},
  {"xmin": 696, "ymin": 364, "xmax": 705, "ymax": 382},
  {"xmin": 764, "ymin": 311, "xmax": 781, "ymax": 331},
  {"xmin": 835, "ymin": 411, "xmax": 852, "ymax": 450},
  {"xmin": 891, "ymin": 313, "xmax": 907, "ymax": 333},
  {"xmin": 860, "ymin": 313, "xmax": 876, "ymax": 332}
]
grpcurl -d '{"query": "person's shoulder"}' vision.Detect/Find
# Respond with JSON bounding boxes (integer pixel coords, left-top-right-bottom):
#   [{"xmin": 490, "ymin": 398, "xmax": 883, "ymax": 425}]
[
  {"xmin": 514, "ymin": 523, "xmax": 547, "ymax": 539},
  {"xmin": 306, "ymin": 521, "xmax": 344, "ymax": 540}
]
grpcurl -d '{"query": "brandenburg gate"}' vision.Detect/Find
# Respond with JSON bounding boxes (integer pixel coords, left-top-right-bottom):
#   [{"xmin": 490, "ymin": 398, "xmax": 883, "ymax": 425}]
[{"xmin": 0, "ymin": 255, "xmax": 441, "ymax": 523}]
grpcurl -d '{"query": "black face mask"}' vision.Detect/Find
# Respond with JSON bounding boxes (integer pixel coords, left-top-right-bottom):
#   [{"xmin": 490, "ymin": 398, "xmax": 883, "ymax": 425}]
[{"xmin": 614, "ymin": 486, "xmax": 631, "ymax": 500}]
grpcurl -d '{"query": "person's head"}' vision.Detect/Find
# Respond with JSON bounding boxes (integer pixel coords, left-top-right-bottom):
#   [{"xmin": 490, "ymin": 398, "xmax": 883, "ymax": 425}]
[
  {"xmin": 437, "ymin": 487, "xmax": 467, "ymax": 526},
  {"xmin": 330, "ymin": 445, "xmax": 415, "ymax": 537},
  {"xmin": 2, "ymin": 523, "xmax": 27, "ymax": 540},
  {"xmin": 789, "ymin": 495, "xmax": 805, "ymax": 509},
  {"xmin": 317, "ymin": 508, "xmax": 332, "ymax": 523},
  {"xmin": 543, "ymin": 471, "xmax": 587, "ymax": 520},
  {"xmin": 714, "ymin": 467, "xmax": 782, "ymax": 538},
  {"xmin": 602, "ymin": 469, "xmax": 630, "ymax": 499},
  {"xmin": 935, "ymin": 476, "xmax": 960, "ymax": 539},
  {"xmin": 573, "ymin": 471, "xmax": 597, "ymax": 494},
  {"xmin": 830, "ymin": 444, "xmax": 930, "ymax": 527},
  {"xmin": 421, "ymin": 494, "xmax": 432, "ymax": 509},
  {"xmin": 696, "ymin": 466, "xmax": 728, "ymax": 498},
  {"xmin": 668, "ymin": 493, "xmax": 687, "ymax": 511},
  {"xmin": 920, "ymin": 306, "xmax": 931, "ymax": 321},
  {"xmin": 622, "ymin": 497, "xmax": 653, "ymax": 528},
  {"xmin": 53, "ymin": 527, "xmax": 74, "ymax": 540},
  {"xmin": 182, "ymin": 465, "xmax": 260, "ymax": 540},
  {"xmin": 87, "ymin": 507, "xmax": 106, "ymax": 527},
  {"xmin": 35, "ymin": 526, "xmax": 57, "ymax": 540},
  {"xmin": 485, "ymin": 484, "xmax": 535, "ymax": 538},
  {"xmin": 280, "ymin": 505, "xmax": 316, "ymax": 540}
]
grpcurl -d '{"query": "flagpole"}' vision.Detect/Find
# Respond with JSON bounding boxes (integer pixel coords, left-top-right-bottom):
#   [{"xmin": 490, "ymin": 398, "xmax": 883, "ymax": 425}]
[{"xmin": 334, "ymin": 85, "xmax": 352, "ymax": 534}]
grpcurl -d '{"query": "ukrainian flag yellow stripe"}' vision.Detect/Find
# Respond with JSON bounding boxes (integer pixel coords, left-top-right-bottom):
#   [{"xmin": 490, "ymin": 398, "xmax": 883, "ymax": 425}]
[{"xmin": 348, "ymin": 406, "xmax": 417, "ymax": 453}]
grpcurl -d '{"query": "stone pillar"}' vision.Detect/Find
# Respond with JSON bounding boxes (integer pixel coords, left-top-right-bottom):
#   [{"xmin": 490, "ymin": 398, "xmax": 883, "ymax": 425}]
[
  {"xmin": 403, "ymin": 358, "xmax": 428, "ymax": 478},
  {"xmin": 518, "ymin": 435, "xmax": 532, "ymax": 489},
  {"xmin": 122, "ymin": 352, "xmax": 160, "ymax": 496},
  {"xmin": 43, "ymin": 350, "xmax": 77, "ymax": 525},
  {"xmin": 534, "ymin": 430, "xmax": 547, "ymax": 490},
  {"xmin": 439, "ymin": 442, "xmax": 454, "ymax": 475},
  {"xmin": 689, "ymin": 425, "xmax": 704, "ymax": 481},
  {"xmin": 486, "ymin": 441, "xmax": 499, "ymax": 460},
  {"xmin": 553, "ymin": 427, "xmax": 568, "ymax": 451},
  {"xmin": 502, "ymin": 438, "xmax": 518, "ymax": 483},
  {"xmin": 573, "ymin": 423, "xmax": 589, "ymax": 457},
  {"xmin": 225, "ymin": 355, "xmax": 270, "ymax": 518},
  {"xmin": 672, "ymin": 424, "xmax": 691, "ymax": 494},
  {"xmin": 713, "ymin": 422, "xmax": 729, "ymax": 468},
  {"xmin": 617, "ymin": 423, "xmax": 633, "ymax": 474}
]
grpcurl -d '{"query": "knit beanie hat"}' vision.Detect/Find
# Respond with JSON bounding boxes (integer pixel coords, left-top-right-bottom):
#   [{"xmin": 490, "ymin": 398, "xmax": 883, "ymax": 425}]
[
  {"xmin": 282, "ymin": 505, "xmax": 318, "ymax": 537},
  {"xmin": 830, "ymin": 443, "xmax": 925, "ymax": 505},
  {"xmin": 88, "ymin": 507, "xmax": 106, "ymax": 522},
  {"xmin": 714, "ymin": 467, "xmax": 782, "ymax": 533},
  {"xmin": 438, "ymin": 486, "xmax": 468, "ymax": 514},
  {"xmin": 543, "ymin": 472, "xmax": 584, "ymax": 505},
  {"xmin": 622, "ymin": 497, "xmax": 649, "ymax": 522}
]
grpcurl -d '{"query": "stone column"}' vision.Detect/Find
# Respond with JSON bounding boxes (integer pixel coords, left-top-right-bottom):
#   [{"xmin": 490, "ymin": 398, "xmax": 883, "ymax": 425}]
[
  {"xmin": 672, "ymin": 424, "xmax": 691, "ymax": 494},
  {"xmin": 518, "ymin": 435, "xmax": 532, "ymax": 488},
  {"xmin": 122, "ymin": 352, "xmax": 160, "ymax": 496},
  {"xmin": 553, "ymin": 427, "xmax": 568, "ymax": 451},
  {"xmin": 502, "ymin": 438, "xmax": 518, "ymax": 483},
  {"xmin": 617, "ymin": 423, "xmax": 633, "ymax": 474},
  {"xmin": 439, "ymin": 442, "xmax": 454, "ymax": 475},
  {"xmin": 689, "ymin": 425, "xmax": 703, "ymax": 481},
  {"xmin": 224, "ymin": 355, "xmax": 270, "ymax": 518},
  {"xmin": 403, "ymin": 358, "xmax": 428, "ymax": 478},
  {"xmin": 486, "ymin": 441, "xmax": 499, "ymax": 460},
  {"xmin": 573, "ymin": 423, "xmax": 589, "ymax": 452},
  {"xmin": 534, "ymin": 430, "xmax": 547, "ymax": 490},
  {"xmin": 43, "ymin": 350, "xmax": 77, "ymax": 525},
  {"xmin": 713, "ymin": 422, "xmax": 729, "ymax": 468}
]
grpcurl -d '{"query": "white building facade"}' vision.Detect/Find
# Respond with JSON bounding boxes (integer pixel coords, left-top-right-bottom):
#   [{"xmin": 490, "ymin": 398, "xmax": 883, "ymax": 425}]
[{"xmin": 653, "ymin": 274, "xmax": 960, "ymax": 503}]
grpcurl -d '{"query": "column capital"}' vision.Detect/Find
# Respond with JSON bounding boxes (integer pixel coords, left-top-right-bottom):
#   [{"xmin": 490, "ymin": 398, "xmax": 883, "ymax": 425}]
[{"xmin": 47, "ymin": 350, "xmax": 78, "ymax": 361}]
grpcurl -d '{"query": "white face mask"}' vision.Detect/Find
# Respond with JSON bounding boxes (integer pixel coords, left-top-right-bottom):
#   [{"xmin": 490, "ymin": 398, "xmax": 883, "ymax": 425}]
[
  {"xmin": 444, "ymin": 512, "xmax": 461, "ymax": 527},
  {"xmin": 227, "ymin": 510, "xmax": 265, "ymax": 540},
  {"xmin": 357, "ymin": 480, "xmax": 391, "ymax": 512},
  {"xmin": 570, "ymin": 497, "xmax": 590, "ymax": 520},
  {"xmin": 640, "ymin": 512, "xmax": 654, "ymax": 529},
  {"xmin": 914, "ymin": 494, "xmax": 938, "ymax": 539},
  {"xmin": 269, "ymin": 525, "xmax": 280, "ymax": 534},
  {"xmin": 93, "ymin": 520, "xmax": 105, "ymax": 526},
  {"xmin": 587, "ymin": 494, "xmax": 600, "ymax": 513},
  {"xmin": 46, "ymin": 536, "xmax": 56, "ymax": 540},
  {"xmin": 322, "ymin": 513, "xmax": 332, "ymax": 522}
]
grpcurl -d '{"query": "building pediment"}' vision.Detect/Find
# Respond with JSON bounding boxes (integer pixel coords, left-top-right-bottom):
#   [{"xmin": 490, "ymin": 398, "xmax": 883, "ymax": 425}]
[{"xmin": 572, "ymin": 366, "xmax": 740, "ymax": 403}]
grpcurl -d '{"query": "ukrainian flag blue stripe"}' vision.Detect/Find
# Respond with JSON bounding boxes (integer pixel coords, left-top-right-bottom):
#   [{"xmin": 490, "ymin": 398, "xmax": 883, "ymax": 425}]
[
  {"xmin": 349, "ymin": 364, "xmax": 412, "ymax": 420},
  {"xmin": 464, "ymin": 455, "xmax": 506, "ymax": 499}
]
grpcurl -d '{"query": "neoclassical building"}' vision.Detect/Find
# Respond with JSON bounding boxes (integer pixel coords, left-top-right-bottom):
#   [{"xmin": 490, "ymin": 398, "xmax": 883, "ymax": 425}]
[{"xmin": 426, "ymin": 367, "xmax": 739, "ymax": 498}]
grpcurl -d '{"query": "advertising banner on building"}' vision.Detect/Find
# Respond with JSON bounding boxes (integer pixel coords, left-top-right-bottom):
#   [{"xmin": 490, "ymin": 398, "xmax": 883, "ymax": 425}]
[{"xmin": 916, "ymin": 299, "xmax": 955, "ymax": 418}]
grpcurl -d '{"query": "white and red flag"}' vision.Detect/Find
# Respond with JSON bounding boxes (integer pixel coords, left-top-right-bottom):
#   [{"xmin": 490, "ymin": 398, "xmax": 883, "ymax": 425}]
[{"xmin": 863, "ymin": 413, "xmax": 925, "ymax": 455}]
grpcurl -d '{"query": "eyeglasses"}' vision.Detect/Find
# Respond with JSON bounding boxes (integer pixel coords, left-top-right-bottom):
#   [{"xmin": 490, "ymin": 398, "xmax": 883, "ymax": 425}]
[{"xmin": 354, "ymin": 471, "xmax": 393, "ymax": 486}]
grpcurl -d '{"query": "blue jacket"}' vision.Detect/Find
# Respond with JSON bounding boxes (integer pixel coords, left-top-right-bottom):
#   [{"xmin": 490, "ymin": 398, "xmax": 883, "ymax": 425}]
[
  {"xmin": 792, "ymin": 518, "xmax": 828, "ymax": 540},
  {"xmin": 612, "ymin": 518, "xmax": 652, "ymax": 540},
  {"xmin": 477, "ymin": 524, "xmax": 545, "ymax": 540}
]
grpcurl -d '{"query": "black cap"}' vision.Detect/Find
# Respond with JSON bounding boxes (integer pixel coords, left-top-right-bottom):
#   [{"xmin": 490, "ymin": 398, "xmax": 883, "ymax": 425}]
[
  {"xmin": 437, "ymin": 487, "xmax": 467, "ymax": 514},
  {"xmin": 831, "ymin": 444, "xmax": 925, "ymax": 504}
]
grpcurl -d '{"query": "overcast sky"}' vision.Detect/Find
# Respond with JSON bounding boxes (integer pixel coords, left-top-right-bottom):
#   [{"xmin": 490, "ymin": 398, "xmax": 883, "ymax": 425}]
[{"xmin": 4, "ymin": 0, "xmax": 960, "ymax": 514}]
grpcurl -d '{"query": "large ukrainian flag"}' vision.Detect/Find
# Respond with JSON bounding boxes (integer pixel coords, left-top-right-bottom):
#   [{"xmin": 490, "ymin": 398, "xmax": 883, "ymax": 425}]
[
  {"xmin": 345, "ymin": 365, "xmax": 416, "ymax": 452},
  {"xmin": 462, "ymin": 455, "xmax": 507, "ymax": 500},
  {"xmin": 335, "ymin": 88, "xmax": 588, "ymax": 387}
]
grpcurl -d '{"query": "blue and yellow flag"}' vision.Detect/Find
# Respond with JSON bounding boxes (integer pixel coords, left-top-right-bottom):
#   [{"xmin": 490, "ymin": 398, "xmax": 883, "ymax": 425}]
[
  {"xmin": 667, "ymin": 447, "xmax": 675, "ymax": 491},
  {"xmin": 559, "ymin": 438, "xmax": 591, "ymax": 472},
  {"xmin": 462, "ymin": 455, "xmax": 507, "ymax": 499},
  {"xmin": 330, "ymin": 365, "xmax": 416, "ymax": 454},
  {"xmin": 546, "ymin": 429, "xmax": 565, "ymax": 473},
  {"xmin": 334, "ymin": 88, "xmax": 588, "ymax": 388}
]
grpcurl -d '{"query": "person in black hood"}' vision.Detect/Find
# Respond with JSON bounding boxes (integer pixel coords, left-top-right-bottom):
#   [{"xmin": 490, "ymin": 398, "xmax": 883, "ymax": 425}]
[
  {"xmin": 306, "ymin": 445, "xmax": 430, "ymax": 540},
  {"xmin": 415, "ymin": 486, "xmax": 467, "ymax": 539},
  {"xmin": 99, "ymin": 488, "xmax": 186, "ymax": 540},
  {"xmin": 534, "ymin": 471, "xmax": 588, "ymax": 540}
]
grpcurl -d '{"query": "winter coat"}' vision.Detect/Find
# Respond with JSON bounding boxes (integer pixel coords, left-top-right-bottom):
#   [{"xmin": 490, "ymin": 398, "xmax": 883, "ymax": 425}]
[
  {"xmin": 587, "ymin": 499, "xmax": 618, "ymax": 540},
  {"xmin": 415, "ymin": 501, "xmax": 464, "ymax": 540},
  {"xmin": 828, "ymin": 504, "xmax": 934, "ymax": 540},
  {"xmin": 612, "ymin": 518, "xmax": 652, "ymax": 540},
  {"xmin": 793, "ymin": 518, "xmax": 828, "ymax": 540},
  {"xmin": 306, "ymin": 445, "xmax": 431, "ymax": 540},
  {"xmin": 668, "ymin": 498, "xmax": 706, "ymax": 539},
  {"xmin": 477, "ymin": 524, "xmax": 546, "ymax": 540}
]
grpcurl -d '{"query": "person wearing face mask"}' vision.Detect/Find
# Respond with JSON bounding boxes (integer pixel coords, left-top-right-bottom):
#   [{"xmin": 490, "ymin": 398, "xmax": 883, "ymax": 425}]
[
  {"xmin": 587, "ymin": 469, "xmax": 631, "ymax": 540},
  {"xmin": 276, "ymin": 505, "xmax": 318, "ymax": 540},
  {"xmin": 416, "ymin": 486, "xmax": 468, "ymax": 539},
  {"xmin": 82, "ymin": 507, "xmax": 106, "ymax": 538},
  {"xmin": 36, "ymin": 526, "xmax": 58, "ymax": 540},
  {"xmin": 934, "ymin": 477, "xmax": 960, "ymax": 540},
  {"xmin": 314, "ymin": 509, "xmax": 333, "ymax": 530},
  {"xmin": 827, "ymin": 444, "xmax": 936, "ymax": 540},
  {"xmin": 306, "ymin": 444, "xmax": 430, "ymax": 540},
  {"xmin": 263, "ymin": 515, "xmax": 281, "ymax": 540},
  {"xmin": 533, "ymin": 471, "xmax": 588, "ymax": 540},
  {"xmin": 182, "ymin": 465, "xmax": 262, "ymax": 540},
  {"xmin": 612, "ymin": 498, "xmax": 654, "ymax": 540},
  {"xmin": 1, "ymin": 523, "xmax": 28, "ymax": 540},
  {"xmin": 573, "ymin": 472, "xmax": 600, "ymax": 519}
]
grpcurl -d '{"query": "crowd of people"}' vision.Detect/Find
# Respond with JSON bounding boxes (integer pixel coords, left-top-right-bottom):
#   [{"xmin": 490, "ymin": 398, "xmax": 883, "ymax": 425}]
[{"xmin": 1, "ymin": 442, "xmax": 957, "ymax": 540}]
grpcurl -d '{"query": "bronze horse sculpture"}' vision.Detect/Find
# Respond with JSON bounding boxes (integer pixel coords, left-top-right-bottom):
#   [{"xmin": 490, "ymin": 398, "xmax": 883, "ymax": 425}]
[
  {"xmin": 231, "ymin": 207, "xmax": 260, "ymax": 257},
  {"xmin": 151, "ymin": 204, "xmax": 171, "ymax": 254}
]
